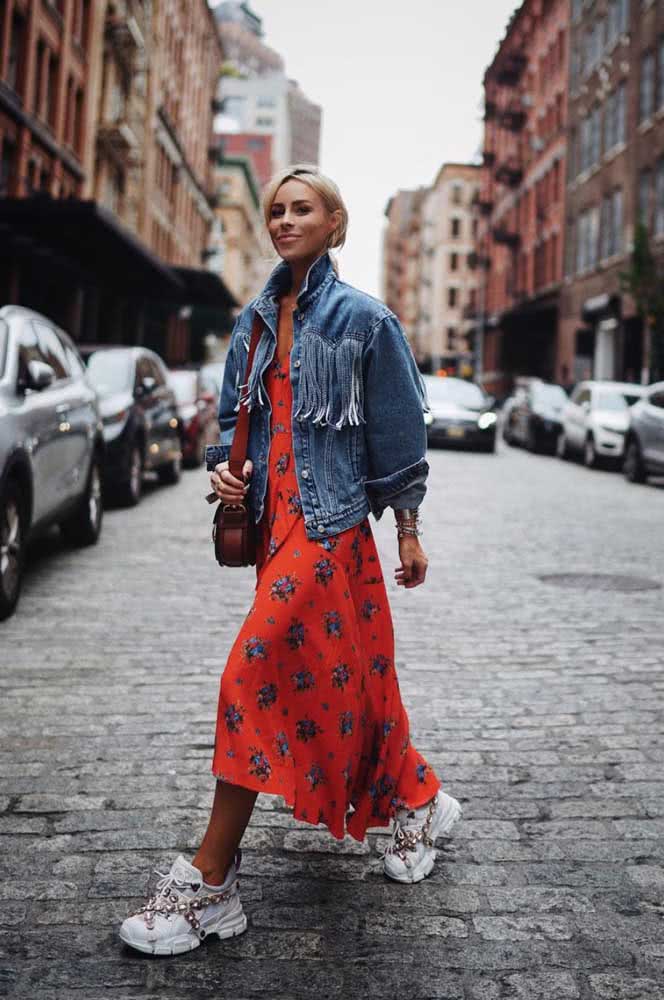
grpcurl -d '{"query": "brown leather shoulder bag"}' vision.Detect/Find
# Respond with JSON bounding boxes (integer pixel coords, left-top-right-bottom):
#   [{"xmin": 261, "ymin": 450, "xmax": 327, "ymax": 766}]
[{"xmin": 206, "ymin": 313, "xmax": 263, "ymax": 567}]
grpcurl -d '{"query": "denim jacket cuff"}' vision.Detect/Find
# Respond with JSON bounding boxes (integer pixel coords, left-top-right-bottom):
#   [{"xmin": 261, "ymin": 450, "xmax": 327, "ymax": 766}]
[
  {"xmin": 205, "ymin": 444, "xmax": 230, "ymax": 471},
  {"xmin": 364, "ymin": 457, "xmax": 429, "ymax": 520}
]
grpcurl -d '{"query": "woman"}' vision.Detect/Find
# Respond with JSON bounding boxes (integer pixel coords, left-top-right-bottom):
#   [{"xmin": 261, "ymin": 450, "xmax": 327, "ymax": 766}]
[{"xmin": 119, "ymin": 165, "xmax": 463, "ymax": 957}]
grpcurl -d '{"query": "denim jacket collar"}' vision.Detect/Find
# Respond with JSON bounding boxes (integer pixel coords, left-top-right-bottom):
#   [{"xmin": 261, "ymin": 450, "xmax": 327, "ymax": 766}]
[{"xmin": 255, "ymin": 251, "xmax": 335, "ymax": 318}]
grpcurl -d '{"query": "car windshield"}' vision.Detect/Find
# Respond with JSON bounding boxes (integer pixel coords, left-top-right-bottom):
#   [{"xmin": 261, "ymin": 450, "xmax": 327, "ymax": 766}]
[
  {"xmin": 424, "ymin": 377, "xmax": 486, "ymax": 409},
  {"xmin": 532, "ymin": 384, "xmax": 567, "ymax": 407},
  {"xmin": 0, "ymin": 319, "xmax": 7, "ymax": 378},
  {"xmin": 170, "ymin": 371, "xmax": 198, "ymax": 404},
  {"xmin": 595, "ymin": 390, "xmax": 629, "ymax": 412},
  {"xmin": 85, "ymin": 351, "xmax": 133, "ymax": 394}
]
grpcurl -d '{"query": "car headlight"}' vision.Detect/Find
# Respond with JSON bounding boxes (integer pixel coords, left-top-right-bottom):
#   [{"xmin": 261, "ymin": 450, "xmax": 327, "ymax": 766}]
[
  {"xmin": 478, "ymin": 412, "xmax": 497, "ymax": 430},
  {"xmin": 424, "ymin": 411, "xmax": 434, "ymax": 426}
]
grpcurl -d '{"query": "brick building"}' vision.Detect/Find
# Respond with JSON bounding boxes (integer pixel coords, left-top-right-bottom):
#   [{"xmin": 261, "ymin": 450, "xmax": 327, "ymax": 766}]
[
  {"xmin": 560, "ymin": 0, "xmax": 664, "ymax": 384},
  {"xmin": 0, "ymin": 0, "xmax": 236, "ymax": 363},
  {"xmin": 478, "ymin": 0, "xmax": 569, "ymax": 394},
  {"xmin": 382, "ymin": 188, "xmax": 426, "ymax": 356},
  {"xmin": 222, "ymin": 131, "xmax": 273, "ymax": 187}
]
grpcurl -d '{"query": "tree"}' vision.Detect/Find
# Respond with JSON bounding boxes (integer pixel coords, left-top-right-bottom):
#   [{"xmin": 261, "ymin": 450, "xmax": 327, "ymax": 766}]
[{"xmin": 620, "ymin": 223, "xmax": 664, "ymax": 382}]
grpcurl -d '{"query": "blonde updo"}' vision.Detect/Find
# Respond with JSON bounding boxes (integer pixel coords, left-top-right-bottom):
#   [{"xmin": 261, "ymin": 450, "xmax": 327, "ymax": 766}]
[{"xmin": 262, "ymin": 164, "xmax": 348, "ymax": 269}]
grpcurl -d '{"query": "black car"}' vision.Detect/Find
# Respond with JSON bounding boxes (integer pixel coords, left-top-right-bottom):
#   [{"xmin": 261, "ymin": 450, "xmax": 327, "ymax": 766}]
[
  {"xmin": 623, "ymin": 381, "xmax": 664, "ymax": 483},
  {"xmin": 504, "ymin": 381, "xmax": 568, "ymax": 453},
  {"xmin": 82, "ymin": 346, "xmax": 182, "ymax": 506},
  {"xmin": 423, "ymin": 376, "xmax": 497, "ymax": 452},
  {"xmin": 0, "ymin": 306, "xmax": 105, "ymax": 621}
]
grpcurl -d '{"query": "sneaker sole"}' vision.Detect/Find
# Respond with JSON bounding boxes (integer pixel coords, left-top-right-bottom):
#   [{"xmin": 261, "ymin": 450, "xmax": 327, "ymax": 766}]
[
  {"xmin": 383, "ymin": 793, "xmax": 463, "ymax": 884},
  {"xmin": 119, "ymin": 911, "xmax": 248, "ymax": 956}
]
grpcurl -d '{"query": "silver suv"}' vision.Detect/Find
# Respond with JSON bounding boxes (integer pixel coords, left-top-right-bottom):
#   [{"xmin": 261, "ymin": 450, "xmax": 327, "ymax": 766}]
[
  {"xmin": 624, "ymin": 381, "xmax": 664, "ymax": 483},
  {"xmin": 0, "ymin": 306, "xmax": 105, "ymax": 621},
  {"xmin": 557, "ymin": 380, "xmax": 647, "ymax": 468}
]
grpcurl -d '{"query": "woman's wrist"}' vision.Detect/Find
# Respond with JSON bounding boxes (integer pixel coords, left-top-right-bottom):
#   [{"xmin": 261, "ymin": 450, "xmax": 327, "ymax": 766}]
[{"xmin": 394, "ymin": 507, "xmax": 422, "ymax": 539}]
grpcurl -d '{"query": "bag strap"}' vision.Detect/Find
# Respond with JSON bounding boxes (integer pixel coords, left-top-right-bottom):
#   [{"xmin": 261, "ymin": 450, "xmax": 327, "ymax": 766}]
[{"xmin": 228, "ymin": 312, "xmax": 263, "ymax": 480}]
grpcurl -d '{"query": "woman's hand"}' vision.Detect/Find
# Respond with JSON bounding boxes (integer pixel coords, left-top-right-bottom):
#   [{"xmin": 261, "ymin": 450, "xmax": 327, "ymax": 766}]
[
  {"xmin": 394, "ymin": 535, "xmax": 428, "ymax": 589},
  {"xmin": 209, "ymin": 459, "xmax": 253, "ymax": 504}
]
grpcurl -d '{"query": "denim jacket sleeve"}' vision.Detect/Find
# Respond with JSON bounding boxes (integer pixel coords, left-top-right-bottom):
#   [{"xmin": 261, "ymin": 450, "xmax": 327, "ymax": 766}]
[
  {"xmin": 362, "ymin": 313, "xmax": 429, "ymax": 519},
  {"xmin": 205, "ymin": 320, "xmax": 242, "ymax": 471}
]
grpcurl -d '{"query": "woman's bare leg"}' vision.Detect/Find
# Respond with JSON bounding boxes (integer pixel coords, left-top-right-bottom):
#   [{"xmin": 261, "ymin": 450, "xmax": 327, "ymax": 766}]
[{"xmin": 192, "ymin": 780, "xmax": 258, "ymax": 885}]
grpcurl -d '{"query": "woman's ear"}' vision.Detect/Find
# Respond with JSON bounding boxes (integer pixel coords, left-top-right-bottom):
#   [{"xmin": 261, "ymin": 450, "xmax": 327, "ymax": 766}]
[{"xmin": 329, "ymin": 208, "xmax": 343, "ymax": 243}]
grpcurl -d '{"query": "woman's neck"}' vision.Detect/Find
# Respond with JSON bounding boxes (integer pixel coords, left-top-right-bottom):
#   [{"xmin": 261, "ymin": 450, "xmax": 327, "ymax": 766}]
[{"xmin": 285, "ymin": 250, "xmax": 326, "ymax": 299}]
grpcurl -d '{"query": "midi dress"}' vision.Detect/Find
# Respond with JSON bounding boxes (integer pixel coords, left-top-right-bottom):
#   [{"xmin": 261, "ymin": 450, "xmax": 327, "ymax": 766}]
[{"xmin": 212, "ymin": 343, "xmax": 441, "ymax": 842}]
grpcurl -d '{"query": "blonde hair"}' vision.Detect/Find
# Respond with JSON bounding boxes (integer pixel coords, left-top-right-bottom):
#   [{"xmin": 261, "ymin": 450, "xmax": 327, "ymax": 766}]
[{"xmin": 262, "ymin": 164, "xmax": 348, "ymax": 271}]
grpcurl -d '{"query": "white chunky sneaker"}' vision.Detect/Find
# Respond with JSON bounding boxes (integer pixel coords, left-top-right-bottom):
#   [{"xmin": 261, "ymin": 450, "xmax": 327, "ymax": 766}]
[
  {"xmin": 383, "ymin": 790, "xmax": 463, "ymax": 884},
  {"xmin": 119, "ymin": 851, "xmax": 247, "ymax": 956}
]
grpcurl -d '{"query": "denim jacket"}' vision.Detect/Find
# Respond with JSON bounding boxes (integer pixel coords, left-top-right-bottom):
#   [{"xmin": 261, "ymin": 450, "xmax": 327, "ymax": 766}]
[{"xmin": 206, "ymin": 252, "xmax": 429, "ymax": 541}]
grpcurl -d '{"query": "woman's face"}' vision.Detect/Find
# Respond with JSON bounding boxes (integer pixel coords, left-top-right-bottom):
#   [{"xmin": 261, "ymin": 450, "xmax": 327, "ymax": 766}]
[{"xmin": 268, "ymin": 178, "xmax": 340, "ymax": 266}]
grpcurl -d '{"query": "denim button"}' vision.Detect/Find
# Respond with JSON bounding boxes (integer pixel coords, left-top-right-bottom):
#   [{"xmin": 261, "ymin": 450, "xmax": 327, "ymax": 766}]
[
  {"xmin": 301, "ymin": 469, "xmax": 310, "ymax": 479},
  {"xmin": 294, "ymin": 359, "xmax": 301, "ymax": 368},
  {"xmin": 297, "ymin": 313, "xmax": 304, "ymax": 321},
  {"xmin": 317, "ymin": 523, "xmax": 326, "ymax": 532}
]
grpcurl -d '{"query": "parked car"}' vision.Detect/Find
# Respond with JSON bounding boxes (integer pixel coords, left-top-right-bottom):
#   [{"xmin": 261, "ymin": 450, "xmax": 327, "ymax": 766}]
[
  {"xmin": 623, "ymin": 381, "xmax": 664, "ymax": 483},
  {"xmin": 81, "ymin": 346, "xmax": 182, "ymax": 506},
  {"xmin": 423, "ymin": 375, "xmax": 497, "ymax": 452},
  {"xmin": 199, "ymin": 361, "xmax": 225, "ymax": 401},
  {"xmin": 557, "ymin": 380, "xmax": 647, "ymax": 468},
  {"xmin": 0, "ymin": 306, "xmax": 104, "ymax": 621},
  {"xmin": 168, "ymin": 368, "xmax": 218, "ymax": 468},
  {"xmin": 505, "ymin": 381, "xmax": 568, "ymax": 453}
]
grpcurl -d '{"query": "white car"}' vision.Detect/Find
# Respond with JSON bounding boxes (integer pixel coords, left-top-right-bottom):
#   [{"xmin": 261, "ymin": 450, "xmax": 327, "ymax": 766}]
[{"xmin": 557, "ymin": 380, "xmax": 647, "ymax": 468}]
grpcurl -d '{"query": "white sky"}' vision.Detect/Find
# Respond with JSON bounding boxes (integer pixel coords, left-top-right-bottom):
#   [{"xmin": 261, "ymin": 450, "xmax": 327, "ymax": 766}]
[{"xmin": 211, "ymin": 0, "xmax": 518, "ymax": 296}]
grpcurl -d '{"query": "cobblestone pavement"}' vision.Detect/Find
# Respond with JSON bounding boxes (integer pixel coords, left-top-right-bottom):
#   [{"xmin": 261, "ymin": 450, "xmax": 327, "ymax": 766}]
[{"xmin": 1, "ymin": 441, "xmax": 663, "ymax": 1000}]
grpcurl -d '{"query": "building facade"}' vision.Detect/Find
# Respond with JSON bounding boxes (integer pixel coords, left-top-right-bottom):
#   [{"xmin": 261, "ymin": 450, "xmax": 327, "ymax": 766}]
[
  {"xmin": 210, "ymin": 153, "xmax": 271, "ymax": 305},
  {"xmin": 214, "ymin": 1, "xmax": 321, "ymax": 172},
  {"xmin": 382, "ymin": 188, "xmax": 426, "ymax": 357},
  {"xmin": 560, "ymin": 0, "xmax": 664, "ymax": 385},
  {"xmin": 0, "ymin": 0, "xmax": 236, "ymax": 362},
  {"xmin": 479, "ymin": 0, "xmax": 569, "ymax": 394}
]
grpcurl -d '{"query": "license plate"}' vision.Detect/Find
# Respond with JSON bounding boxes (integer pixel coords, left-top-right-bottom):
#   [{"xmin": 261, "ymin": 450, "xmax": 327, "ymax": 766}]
[{"xmin": 446, "ymin": 426, "xmax": 466, "ymax": 438}]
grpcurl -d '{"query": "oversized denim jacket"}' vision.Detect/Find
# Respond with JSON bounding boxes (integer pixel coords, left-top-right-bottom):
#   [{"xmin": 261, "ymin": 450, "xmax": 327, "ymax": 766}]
[{"xmin": 205, "ymin": 252, "xmax": 429, "ymax": 541}]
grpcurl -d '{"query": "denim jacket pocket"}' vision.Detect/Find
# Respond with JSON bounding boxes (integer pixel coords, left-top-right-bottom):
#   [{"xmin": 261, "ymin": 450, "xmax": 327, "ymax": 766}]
[{"xmin": 294, "ymin": 331, "xmax": 365, "ymax": 430}]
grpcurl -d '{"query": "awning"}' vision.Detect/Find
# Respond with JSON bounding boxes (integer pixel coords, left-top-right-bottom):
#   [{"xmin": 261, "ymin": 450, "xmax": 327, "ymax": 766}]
[
  {"xmin": 171, "ymin": 266, "xmax": 238, "ymax": 309},
  {"xmin": 0, "ymin": 196, "xmax": 183, "ymax": 297},
  {"xmin": 581, "ymin": 293, "xmax": 621, "ymax": 323}
]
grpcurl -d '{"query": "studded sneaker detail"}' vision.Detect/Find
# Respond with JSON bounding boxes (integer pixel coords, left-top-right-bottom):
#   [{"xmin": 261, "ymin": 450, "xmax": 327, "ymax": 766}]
[
  {"xmin": 382, "ymin": 790, "xmax": 463, "ymax": 883},
  {"xmin": 119, "ymin": 851, "xmax": 247, "ymax": 956}
]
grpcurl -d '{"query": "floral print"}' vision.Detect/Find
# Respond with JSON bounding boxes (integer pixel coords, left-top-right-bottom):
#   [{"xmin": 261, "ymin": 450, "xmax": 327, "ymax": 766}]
[{"xmin": 212, "ymin": 349, "xmax": 440, "ymax": 842}]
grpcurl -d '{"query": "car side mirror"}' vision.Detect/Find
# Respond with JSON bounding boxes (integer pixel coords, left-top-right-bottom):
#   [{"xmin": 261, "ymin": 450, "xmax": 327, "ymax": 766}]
[{"xmin": 25, "ymin": 360, "xmax": 56, "ymax": 391}]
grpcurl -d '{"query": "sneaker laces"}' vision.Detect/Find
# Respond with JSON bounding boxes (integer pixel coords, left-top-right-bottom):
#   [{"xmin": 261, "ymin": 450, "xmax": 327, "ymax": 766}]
[
  {"xmin": 383, "ymin": 796, "xmax": 437, "ymax": 865},
  {"xmin": 128, "ymin": 863, "xmax": 237, "ymax": 939}
]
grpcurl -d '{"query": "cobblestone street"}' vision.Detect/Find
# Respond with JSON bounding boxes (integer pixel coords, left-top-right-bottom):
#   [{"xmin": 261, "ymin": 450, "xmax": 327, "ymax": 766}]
[{"xmin": 1, "ymin": 442, "xmax": 663, "ymax": 1000}]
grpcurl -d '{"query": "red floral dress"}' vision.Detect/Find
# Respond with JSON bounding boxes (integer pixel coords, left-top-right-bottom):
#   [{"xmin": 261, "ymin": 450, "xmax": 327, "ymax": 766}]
[{"xmin": 212, "ymin": 349, "xmax": 441, "ymax": 841}]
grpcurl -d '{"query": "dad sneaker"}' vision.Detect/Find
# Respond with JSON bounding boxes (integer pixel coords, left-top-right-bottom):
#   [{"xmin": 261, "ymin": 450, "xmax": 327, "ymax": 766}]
[
  {"xmin": 119, "ymin": 851, "xmax": 246, "ymax": 956},
  {"xmin": 383, "ymin": 790, "xmax": 463, "ymax": 884}
]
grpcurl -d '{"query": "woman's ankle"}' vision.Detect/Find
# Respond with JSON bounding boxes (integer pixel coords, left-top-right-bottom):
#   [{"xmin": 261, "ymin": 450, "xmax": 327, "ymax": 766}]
[{"xmin": 192, "ymin": 851, "xmax": 233, "ymax": 887}]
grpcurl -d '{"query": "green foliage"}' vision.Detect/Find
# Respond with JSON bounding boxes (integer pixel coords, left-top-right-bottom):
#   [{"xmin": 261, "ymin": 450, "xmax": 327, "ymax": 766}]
[{"xmin": 620, "ymin": 223, "xmax": 664, "ymax": 380}]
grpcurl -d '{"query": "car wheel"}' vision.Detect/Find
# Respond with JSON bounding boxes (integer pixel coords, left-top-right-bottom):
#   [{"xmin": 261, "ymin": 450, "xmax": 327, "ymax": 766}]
[
  {"xmin": 623, "ymin": 438, "xmax": 647, "ymax": 484},
  {"xmin": 116, "ymin": 442, "xmax": 143, "ymax": 507},
  {"xmin": 60, "ymin": 453, "xmax": 104, "ymax": 546},
  {"xmin": 0, "ymin": 480, "xmax": 26, "ymax": 621},
  {"xmin": 584, "ymin": 435, "xmax": 599, "ymax": 469},
  {"xmin": 557, "ymin": 431, "xmax": 571, "ymax": 460},
  {"xmin": 526, "ymin": 423, "xmax": 539, "ymax": 453},
  {"xmin": 184, "ymin": 435, "xmax": 205, "ymax": 470},
  {"xmin": 158, "ymin": 452, "xmax": 182, "ymax": 485}
]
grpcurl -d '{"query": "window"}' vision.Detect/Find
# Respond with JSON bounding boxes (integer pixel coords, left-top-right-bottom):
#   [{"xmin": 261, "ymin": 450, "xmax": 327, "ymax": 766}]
[
  {"xmin": 447, "ymin": 287, "xmax": 458, "ymax": 308},
  {"xmin": 605, "ymin": 83, "xmax": 626, "ymax": 151},
  {"xmin": 640, "ymin": 52, "xmax": 656, "ymax": 122},
  {"xmin": 7, "ymin": 11, "xmax": 26, "ymax": 95},
  {"xmin": 658, "ymin": 37, "xmax": 664, "ymax": 109},
  {"xmin": 255, "ymin": 116, "xmax": 273, "ymax": 127},
  {"xmin": 576, "ymin": 206, "xmax": 599, "ymax": 273},
  {"xmin": 256, "ymin": 96, "xmax": 276, "ymax": 108},
  {"xmin": 639, "ymin": 169, "xmax": 652, "ymax": 225},
  {"xmin": 650, "ymin": 389, "xmax": 664, "ymax": 408},
  {"xmin": 655, "ymin": 159, "xmax": 664, "ymax": 235},
  {"xmin": 451, "ymin": 183, "xmax": 463, "ymax": 205},
  {"xmin": 607, "ymin": 0, "xmax": 628, "ymax": 45},
  {"xmin": 450, "ymin": 252, "xmax": 458, "ymax": 271},
  {"xmin": 450, "ymin": 218, "xmax": 461, "ymax": 238},
  {"xmin": 32, "ymin": 323, "xmax": 70, "ymax": 380},
  {"xmin": 579, "ymin": 106, "xmax": 601, "ymax": 173},
  {"xmin": 47, "ymin": 53, "xmax": 59, "ymax": 127},
  {"xmin": 601, "ymin": 188, "xmax": 623, "ymax": 258},
  {"xmin": 0, "ymin": 136, "xmax": 16, "ymax": 196},
  {"xmin": 572, "ymin": 0, "xmax": 583, "ymax": 21}
]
